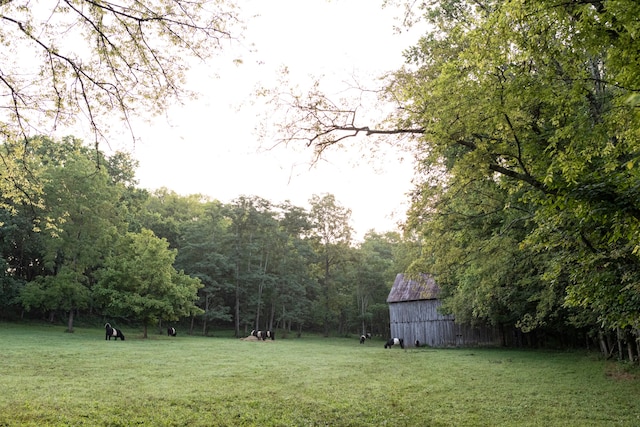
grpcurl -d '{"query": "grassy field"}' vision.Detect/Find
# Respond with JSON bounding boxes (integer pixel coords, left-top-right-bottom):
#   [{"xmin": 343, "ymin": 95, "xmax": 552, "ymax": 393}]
[{"xmin": 0, "ymin": 323, "xmax": 639, "ymax": 426}]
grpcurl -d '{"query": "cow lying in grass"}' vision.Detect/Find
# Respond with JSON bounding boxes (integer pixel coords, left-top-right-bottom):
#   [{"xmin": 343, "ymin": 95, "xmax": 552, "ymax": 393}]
[
  {"xmin": 105, "ymin": 323, "xmax": 125, "ymax": 341},
  {"xmin": 384, "ymin": 337, "xmax": 404, "ymax": 349},
  {"xmin": 167, "ymin": 327, "xmax": 177, "ymax": 337},
  {"xmin": 251, "ymin": 329, "xmax": 275, "ymax": 340}
]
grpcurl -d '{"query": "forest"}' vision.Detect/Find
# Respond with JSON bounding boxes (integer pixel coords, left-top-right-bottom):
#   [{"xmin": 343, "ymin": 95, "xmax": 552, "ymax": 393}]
[
  {"xmin": 0, "ymin": 0, "xmax": 639, "ymax": 362},
  {"xmin": 0, "ymin": 136, "xmax": 419, "ymax": 339}
]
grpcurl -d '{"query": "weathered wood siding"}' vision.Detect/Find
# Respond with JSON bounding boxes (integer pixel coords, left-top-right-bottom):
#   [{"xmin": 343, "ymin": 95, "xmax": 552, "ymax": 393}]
[{"xmin": 389, "ymin": 300, "xmax": 500, "ymax": 348}]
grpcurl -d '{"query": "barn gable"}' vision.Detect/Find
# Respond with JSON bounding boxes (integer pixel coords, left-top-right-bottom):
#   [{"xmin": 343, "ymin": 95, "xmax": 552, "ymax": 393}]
[{"xmin": 387, "ymin": 273, "xmax": 500, "ymax": 348}]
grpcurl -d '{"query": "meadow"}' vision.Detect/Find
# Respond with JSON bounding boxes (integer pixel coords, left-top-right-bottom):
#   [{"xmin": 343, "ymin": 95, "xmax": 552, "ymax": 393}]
[{"xmin": 0, "ymin": 323, "xmax": 639, "ymax": 426}]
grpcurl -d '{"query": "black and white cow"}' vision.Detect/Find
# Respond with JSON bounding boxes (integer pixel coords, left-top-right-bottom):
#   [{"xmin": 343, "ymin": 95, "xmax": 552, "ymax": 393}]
[
  {"xmin": 105, "ymin": 323, "xmax": 125, "ymax": 341},
  {"xmin": 251, "ymin": 329, "xmax": 266, "ymax": 340},
  {"xmin": 251, "ymin": 329, "xmax": 275, "ymax": 341},
  {"xmin": 384, "ymin": 337, "xmax": 404, "ymax": 349},
  {"xmin": 359, "ymin": 333, "xmax": 372, "ymax": 344},
  {"xmin": 167, "ymin": 327, "xmax": 177, "ymax": 337}
]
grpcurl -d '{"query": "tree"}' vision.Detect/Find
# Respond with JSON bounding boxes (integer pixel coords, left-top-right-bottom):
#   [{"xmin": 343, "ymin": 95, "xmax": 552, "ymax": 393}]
[
  {"xmin": 0, "ymin": 1, "xmax": 238, "ymax": 147},
  {"xmin": 355, "ymin": 231, "xmax": 403, "ymax": 336},
  {"xmin": 307, "ymin": 194, "xmax": 353, "ymax": 336},
  {"xmin": 176, "ymin": 199, "xmax": 234, "ymax": 335},
  {"xmin": 0, "ymin": 1, "xmax": 240, "ymax": 217},
  {"xmin": 17, "ymin": 136, "xmax": 126, "ymax": 331},
  {"xmin": 267, "ymin": 201, "xmax": 314, "ymax": 337},
  {"xmin": 225, "ymin": 196, "xmax": 277, "ymax": 337},
  {"xmin": 391, "ymin": 0, "xmax": 640, "ymax": 348},
  {"xmin": 141, "ymin": 188, "xmax": 208, "ymax": 249},
  {"xmin": 21, "ymin": 267, "xmax": 91, "ymax": 330},
  {"xmin": 95, "ymin": 228, "xmax": 203, "ymax": 338},
  {"xmin": 264, "ymin": 0, "xmax": 640, "ymax": 351}
]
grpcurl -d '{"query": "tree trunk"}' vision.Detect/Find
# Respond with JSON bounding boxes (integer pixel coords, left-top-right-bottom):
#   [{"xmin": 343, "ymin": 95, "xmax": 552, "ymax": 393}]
[
  {"xmin": 606, "ymin": 331, "xmax": 615, "ymax": 358},
  {"xmin": 255, "ymin": 254, "xmax": 268, "ymax": 331},
  {"xmin": 234, "ymin": 266, "xmax": 240, "ymax": 337},
  {"xmin": 143, "ymin": 323, "xmax": 148, "ymax": 339},
  {"xmin": 269, "ymin": 300, "xmax": 276, "ymax": 331},
  {"xmin": 234, "ymin": 286, "xmax": 240, "ymax": 338},
  {"xmin": 66, "ymin": 309, "xmax": 74, "ymax": 333},
  {"xmin": 598, "ymin": 330, "xmax": 608, "ymax": 357},
  {"xmin": 617, "ymin": 328, "xmax": 624, "ymax": 361},
  {"xmin": 323, "ymin": 253, "xmax": 330, "ymax": 337}
]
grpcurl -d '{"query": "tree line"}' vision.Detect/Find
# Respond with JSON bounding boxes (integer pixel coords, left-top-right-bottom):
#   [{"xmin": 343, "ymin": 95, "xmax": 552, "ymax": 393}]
[
  {"xmin": 2, "ymin": 0, "xmax": 639, "ymax": 361},
  {"xmin": 0, "ymin": 136, "xmax": 416, "ymax": 338}
]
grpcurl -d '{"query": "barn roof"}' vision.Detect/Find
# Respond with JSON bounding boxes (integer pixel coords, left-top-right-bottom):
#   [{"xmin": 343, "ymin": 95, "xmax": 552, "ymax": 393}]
[{"xmin": 386, "ymin": 273, "xmax": 440, "ymax": 303}]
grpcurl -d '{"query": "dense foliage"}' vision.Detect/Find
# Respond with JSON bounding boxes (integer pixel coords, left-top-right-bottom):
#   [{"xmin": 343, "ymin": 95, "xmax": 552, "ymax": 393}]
[
  {"xmin": 384, "ymin": 0, "xmax": 640, "ymax": 357},
  {"xmin": 257, "ymin": 0, "xmax": 640, "ymax": 358},
  {"xmin": 0, "ymin": 136, "xmax": 412, "ymax": 338}
]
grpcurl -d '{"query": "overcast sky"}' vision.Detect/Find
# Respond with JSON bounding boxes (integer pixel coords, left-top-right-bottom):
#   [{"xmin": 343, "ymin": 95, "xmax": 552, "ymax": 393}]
[{"xmin": 128, "ymin": 0, "xmax": 423, "ymax": 240}]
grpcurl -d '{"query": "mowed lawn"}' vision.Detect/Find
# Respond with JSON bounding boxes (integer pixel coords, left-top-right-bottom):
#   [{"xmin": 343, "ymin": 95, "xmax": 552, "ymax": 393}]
[{"xmin": 0, "ymin": 323, "xmax": 639, "ymax": 426}]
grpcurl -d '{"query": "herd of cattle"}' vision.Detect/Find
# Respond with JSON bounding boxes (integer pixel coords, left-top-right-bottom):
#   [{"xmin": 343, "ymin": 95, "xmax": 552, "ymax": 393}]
[
  {"xmin": 105, "ymin": 323, "xmax": 408, "ymax": 348},
  {"xmin": 250, "ymin": 329, "xmax": 275, "ymax": 340}
]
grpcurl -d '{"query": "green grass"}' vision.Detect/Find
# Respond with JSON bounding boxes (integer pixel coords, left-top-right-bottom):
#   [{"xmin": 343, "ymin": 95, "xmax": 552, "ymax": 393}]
[{"xmin": 0, "ymin": 323, "xmax": 639, "ymax": 426}]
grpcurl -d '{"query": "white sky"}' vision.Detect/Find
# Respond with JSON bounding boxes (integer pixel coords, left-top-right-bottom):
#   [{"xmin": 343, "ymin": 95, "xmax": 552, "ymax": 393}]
[{"xmin": 128, "ymin": 0, "xmax": 423, "ymax": 241}]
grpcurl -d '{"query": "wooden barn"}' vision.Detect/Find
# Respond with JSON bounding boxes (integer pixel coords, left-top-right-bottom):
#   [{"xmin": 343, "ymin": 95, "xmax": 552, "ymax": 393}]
[{"xmin": 387, "ymin": 273, "xmax": 500, "ymax": 348}]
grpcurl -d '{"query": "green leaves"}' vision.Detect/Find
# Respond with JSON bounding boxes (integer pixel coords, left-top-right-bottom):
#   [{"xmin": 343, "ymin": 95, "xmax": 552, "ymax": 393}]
[
  {"xmin": 95, "ymin": 229, "xmax": 203, "ymax": 334},
  {"xmin": 0, "ymin": 1, "xmax": 238, "ymax": 147},
  {"xmin": 398, "ymin": 0, "xmax": 640, "ymax": 337}
]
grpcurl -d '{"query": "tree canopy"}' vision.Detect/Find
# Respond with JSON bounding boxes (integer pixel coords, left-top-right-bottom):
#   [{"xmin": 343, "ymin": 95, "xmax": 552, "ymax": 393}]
[
  {"xmin": 0, "ymin": 136, "xmax": 407, "ymax": 340},
  {"xmin": 95, "ymin": 228, "xmax": 203, "ymax": 338},
  {"xmin": 262, "ymin": 0, "xmax": 640, "ymax": 354}
]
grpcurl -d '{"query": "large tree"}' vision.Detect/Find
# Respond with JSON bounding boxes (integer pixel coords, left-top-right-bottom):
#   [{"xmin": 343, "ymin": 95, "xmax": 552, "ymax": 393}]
[
  {"xmin": 391, "ymin": 0, "xmax": 640, "ymax": 347},
  {"xmin": 17, "ymin": 136, "xmax": 127, "ymax": 331},
  {"xmin": 262, "ymin": 0, "xmax": 640, "ymax": 349},
  {"xmin": 267, "ymin": 201, "xmax": 314, "ymax": 337},
  {"xmin": 307, "ymin": 193, "xmax": 353, "ymax": 336},
  {"xmin": 176, "ymin": 199, "xmax": 234, "ymax": 335},
  {"xmin": 225, "ymin": 196, "xmax": 278, "ymax": 337},
  {"xmin": 95, "ymin": 228, "xmax": 203, "ymax": 338}
]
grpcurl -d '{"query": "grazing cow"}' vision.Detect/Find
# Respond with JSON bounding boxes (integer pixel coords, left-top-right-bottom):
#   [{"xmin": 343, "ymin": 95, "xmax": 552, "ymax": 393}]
[
  {"xmin": 360, "ymin": 333, "xmax": 372, "ymax": 344},
  {"xmin": 167, "ymin": 327, "xmax": 177, "ymax": 337},
  {"xmin": 265, "ymin": 330, "xmax": 275, "ymax": 340},
  {"xmin": 415, "ymin": 340, "xmax": 421, "ymax": 348},
  {"xmin": 105, "ymin": 323, "xmax": 125, "ymax": 341},
  {"xmin": 384, "ymin": 337, "xmax": 404, "ymax": 349}
]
